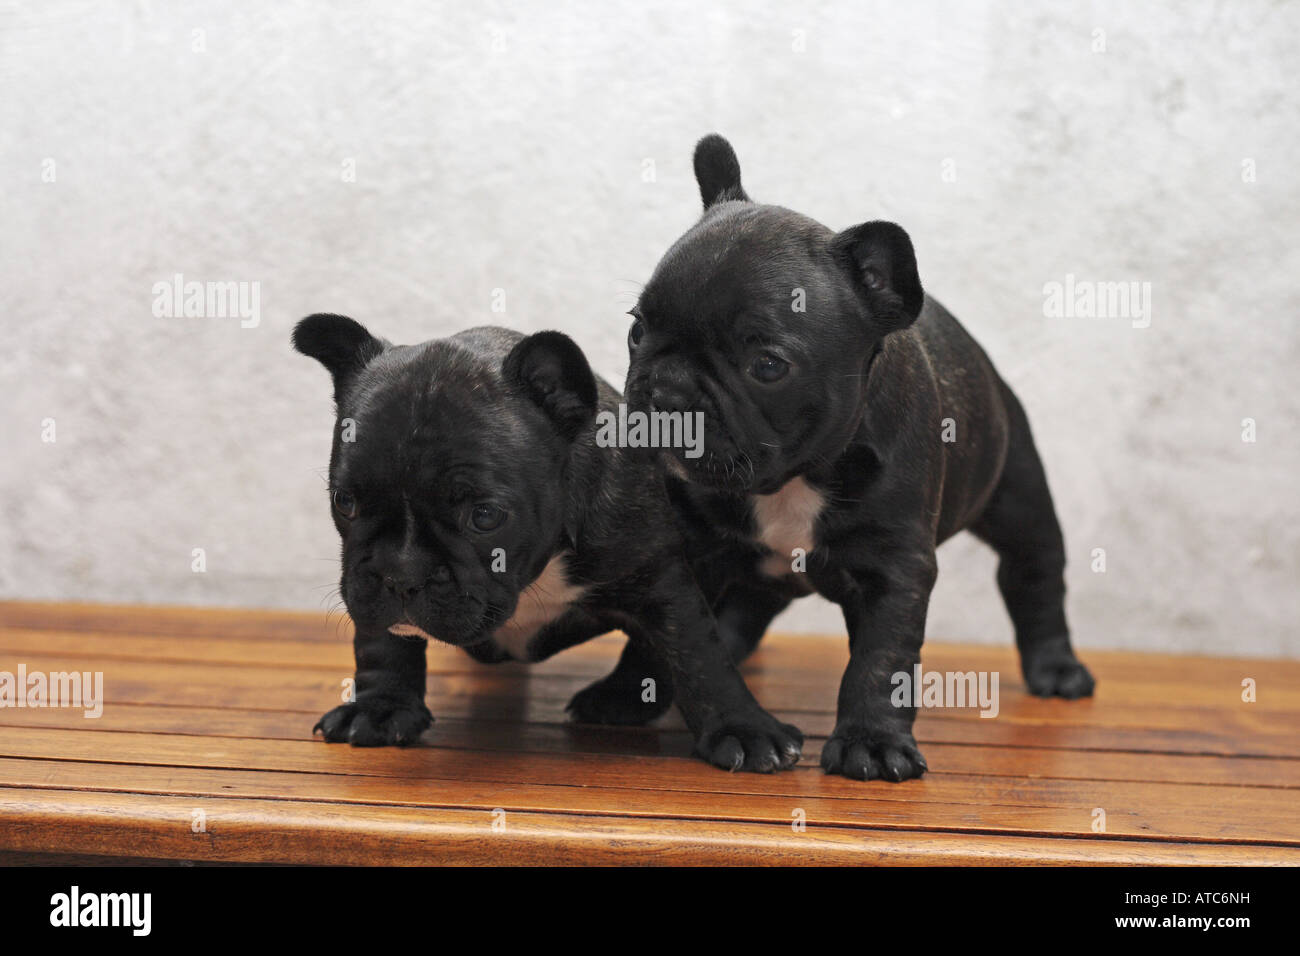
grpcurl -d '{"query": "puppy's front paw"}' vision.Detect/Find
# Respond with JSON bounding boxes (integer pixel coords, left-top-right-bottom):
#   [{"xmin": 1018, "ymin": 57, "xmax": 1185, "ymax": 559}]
[
  {"xmin": 567, "ymin": 674, "xmax": 672, "ymax": 726},
  {"xmin": 1023, "ymin": 651, "xmax": 1096, "ymax": 699},
  {"xmin": 820, "ymin": 725, "xmax": 927, "ymax": 781},
  {"xmin": 313, "ymin": 696, "xmax": 433, "ymax": 746},
  {"xmin": 694, "ymin": 710, "xmax": 803, "ymax": 773}
]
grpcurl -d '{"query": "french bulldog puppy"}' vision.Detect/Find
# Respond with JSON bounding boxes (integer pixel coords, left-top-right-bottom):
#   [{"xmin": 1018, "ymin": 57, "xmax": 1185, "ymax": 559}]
[
  {"xmin": 292, "ymin": 316, "xmax": 802, "ymax": 772},
  {"xmin": 623, "ymin": 135, "xmax": 1095, "ymax": 782}
]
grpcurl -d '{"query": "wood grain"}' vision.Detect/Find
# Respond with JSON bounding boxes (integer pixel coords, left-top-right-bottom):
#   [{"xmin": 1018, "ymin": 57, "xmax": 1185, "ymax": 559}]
[
  {"xmin": 1, "ymin": 788, "xmax": 1293, "ymax": 866},
  {"xmin": 0, "ymin": 601, "xmax": 1295, "ymax": 865}
]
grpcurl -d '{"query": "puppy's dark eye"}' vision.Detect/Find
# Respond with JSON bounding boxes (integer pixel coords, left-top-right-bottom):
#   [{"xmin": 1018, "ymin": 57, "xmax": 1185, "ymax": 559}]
[
  {"xmin": 750, "ymin": 353, "xmax": 790, "ymax": 384},
  {"xmin": 628, "ymin": 319, "xmax": 645, "ymax": 350},
  {"xmin": 332, "ymin": 489, "xmax": 358, "ymax": 520},
  {"xmin": 470, "ymin": 503, "xmax": 506, "ymax": 532}
]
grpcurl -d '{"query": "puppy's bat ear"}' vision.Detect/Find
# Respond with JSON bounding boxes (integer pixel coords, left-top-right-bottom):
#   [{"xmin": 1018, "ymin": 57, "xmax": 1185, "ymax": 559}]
[
  {"xmin": 504, "ymin": 331, "xmax": 599, "ymax": 441},
  {"xmin": 292, "ymin": 313, "xmax": 387, "ymax": 402},
  {"xmin": 829, "ymin": 221, "xmax": 924, "ymax": 332},
  {"xmin": 694, "ymin": 133, "xmax": 751, "ymax": 208}
]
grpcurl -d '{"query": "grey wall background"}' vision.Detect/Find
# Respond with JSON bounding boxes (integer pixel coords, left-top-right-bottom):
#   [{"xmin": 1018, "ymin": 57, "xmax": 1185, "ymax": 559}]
[{"xmin": 2, "ymin": 1, "xmax": 1296, "ymax": 657}]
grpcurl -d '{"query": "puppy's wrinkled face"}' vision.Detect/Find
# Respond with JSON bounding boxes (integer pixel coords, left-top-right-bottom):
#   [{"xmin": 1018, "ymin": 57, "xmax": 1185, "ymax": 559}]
[
  {"xmin": 624, "ymin": 135, "xmax": 924, "ymax": 495},
  {"xmin": 295, "ymin": 318, "xmax": 595, "ymax": 649}
]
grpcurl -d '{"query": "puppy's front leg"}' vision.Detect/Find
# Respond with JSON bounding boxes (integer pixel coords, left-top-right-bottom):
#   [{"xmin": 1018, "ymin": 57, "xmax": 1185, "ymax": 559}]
[
  {"xmin": 637, "ymin": 562, "xmax": 804, "ymax": 773},
  {"xmin": 823, "ymin": 548, "xmax": 937, "ymax": 781},
  {"xmin": 314, "ymin": 626, "xmax": 433, "ymax": 746}
]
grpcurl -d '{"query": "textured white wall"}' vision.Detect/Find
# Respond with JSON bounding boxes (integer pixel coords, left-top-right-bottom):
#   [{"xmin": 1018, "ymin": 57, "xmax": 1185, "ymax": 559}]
[{"xmin": 2, "ymin": 1, "xmax": 1296, "ymax": 656}]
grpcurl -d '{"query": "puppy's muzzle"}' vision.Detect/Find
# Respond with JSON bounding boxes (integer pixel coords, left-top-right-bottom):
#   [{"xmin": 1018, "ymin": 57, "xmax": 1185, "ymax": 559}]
[
  {"xmin": 379, "ymin": 564, "xmax": 451, "ymax": 603},
  {"xmin": 649, "ymin": 383, "xmax": 693, "ymax": 415}
]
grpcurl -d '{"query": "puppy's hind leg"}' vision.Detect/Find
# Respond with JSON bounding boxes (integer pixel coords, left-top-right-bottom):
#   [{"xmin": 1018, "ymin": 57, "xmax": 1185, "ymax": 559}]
[
  {"xmin": 713, "ymin": 582, "xmax": 792, "ymax": 664},
  {"xmin": 566, "ymin": 635, "xmax": 674, "ymax": 726},
  {"xmin": 971, "ymin": 385, "xmax": 1095, "ymax": 699}
]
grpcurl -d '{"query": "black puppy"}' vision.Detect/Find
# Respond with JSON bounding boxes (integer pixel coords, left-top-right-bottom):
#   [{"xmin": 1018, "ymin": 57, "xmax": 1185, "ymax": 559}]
[
  {"xmin": 292, "ymin": 316, "xmax": 802, "ymax": 772},
  {"xmin": 624, "ymin": 135, "xmax": 1095, "ymax": 782}
]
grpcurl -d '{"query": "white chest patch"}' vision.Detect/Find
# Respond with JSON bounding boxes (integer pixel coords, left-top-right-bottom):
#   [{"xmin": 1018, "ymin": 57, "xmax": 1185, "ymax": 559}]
[
  {"xmin": 389, "ymin": 623, "xmax": 435, "ymax": 640},
  {"xmin": 751, "ymin": 477, "xmax": 825, "ymax": 578},
  {"xmin": 492, "ymin": 552, "xmax": 586, "ymax": 660}
]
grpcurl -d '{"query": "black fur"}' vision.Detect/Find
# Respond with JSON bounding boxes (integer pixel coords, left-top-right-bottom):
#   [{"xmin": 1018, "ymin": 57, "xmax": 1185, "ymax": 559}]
[
  {"xmin": 624, "ymin": 134, "xmax": 1095, "ymax": 782},
  {"xmin": 293, "ymin": 318, "xmax": 802, "ymax": 772},
  {"xmin": 694, "ymin": 133, "xmax": 751, "ymax": 207}
]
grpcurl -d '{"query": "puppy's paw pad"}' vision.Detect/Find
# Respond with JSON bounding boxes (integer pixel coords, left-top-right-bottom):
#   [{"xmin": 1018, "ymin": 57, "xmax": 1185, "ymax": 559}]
[
  {"xmin": 695, "ymin": 713, "xmax": 804, "ymax": 773},
  {"xmin": 313, "ymin": 697, "xmax": 433, "ymax": 747},
  {"xmin": 566, "ymin": 678, "xmax": 671, "ymax": 726},
  {"xmin": 1024, "ymin": 654, "xmax": 1096, "ymax": 699},
  {"xmin": 820, "ymin": 726, "xmax": 927, "ymax": 781}
]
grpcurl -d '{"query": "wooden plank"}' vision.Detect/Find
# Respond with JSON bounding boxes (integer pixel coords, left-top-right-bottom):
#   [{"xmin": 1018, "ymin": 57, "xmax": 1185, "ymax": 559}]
[
  {"xmin": 3, "ymin": 652, "xmax": 1294, "ymax": 759},
  {"xmin": 0, "ymin": 676, "xmax": 1292, "ymax": 760},
  {"xmin": 0, "ymin": 755, "xmax": 1290, "ymax": 852},
  {"xmin": 0, "ymin": 747, "xmax": 1295, "ymax": 845},
  {"xmin": 1, "ymin": 648, "xmax": 1288, "ymax": 718},
  {"xmin": 3, "ymin": 620, "xmax": 1296, "ymax": 691},
  {"xmin": 2, "ymin": 700, "xmax": 1280, "ymax": 764},
  {"xmin": 2, "ymin": 600, "xmax": 1296, "ymax": 688},
  {"xmin": 1, "ymin": 787, "xmax": 1290, "ymax": 865},
  {"xmin": 0, "ymin": 602, "xmax": 346, "ymax": 642},
  {"xmin": 0, "ymin": 851, "xmax": 225, "ymax": 866},
  {"xmin": 1, "ymin": 601, "xmax": 1295, "ymax": 865},
  {"xmin": 1, "ymin": 715, "xmax": 1298, "ymax": 789}
]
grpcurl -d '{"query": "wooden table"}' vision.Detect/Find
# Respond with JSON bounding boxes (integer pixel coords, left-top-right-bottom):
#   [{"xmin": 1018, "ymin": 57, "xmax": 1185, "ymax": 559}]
[{"xmin": 0, "ymin": 601, "xmax": 1295, "ymax": 865}]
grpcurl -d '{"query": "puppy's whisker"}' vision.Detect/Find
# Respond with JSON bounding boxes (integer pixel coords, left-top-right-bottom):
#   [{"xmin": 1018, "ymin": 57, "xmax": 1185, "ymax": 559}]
[
  {"xmin": 322, "ymin": 598, "xmax": 350, "ymax": 640},
  {"xmin": 521, "ymin": 583, "xmax": 551, "ymax": 617}
]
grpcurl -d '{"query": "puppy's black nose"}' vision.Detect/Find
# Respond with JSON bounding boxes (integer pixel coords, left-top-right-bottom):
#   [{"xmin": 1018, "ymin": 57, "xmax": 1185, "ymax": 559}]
[
  {"xmin": 382, "ymin": 576, "xmax": 425, "ymax": 602},
  {"xmin": 650, "ymin": 384, "xmax": 691, "ymax": 415}
]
